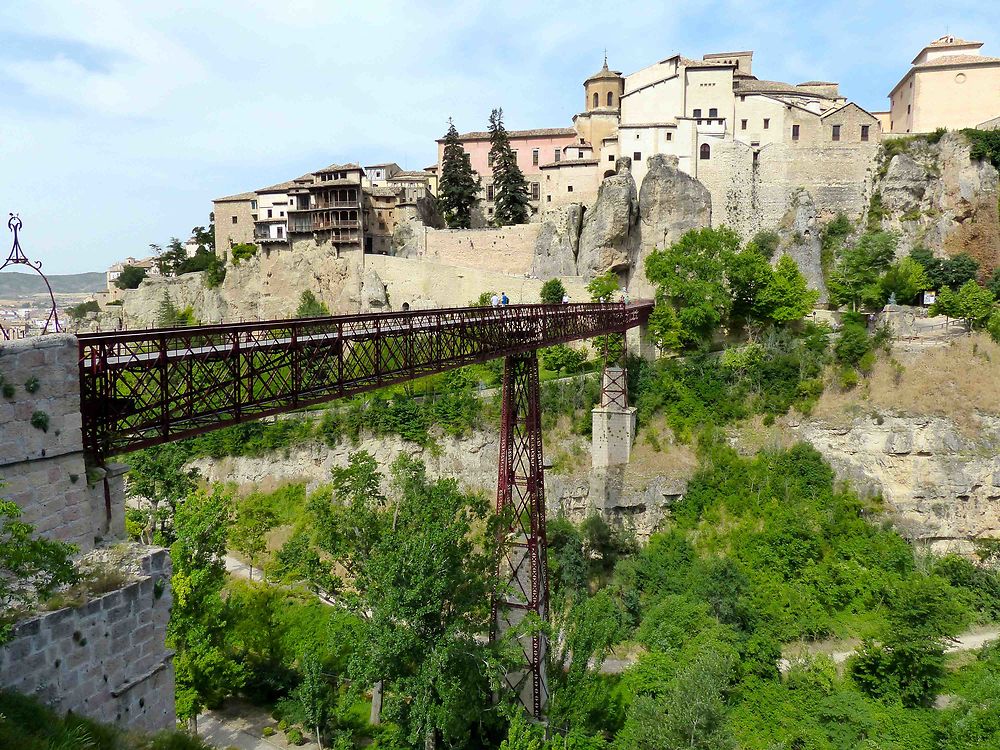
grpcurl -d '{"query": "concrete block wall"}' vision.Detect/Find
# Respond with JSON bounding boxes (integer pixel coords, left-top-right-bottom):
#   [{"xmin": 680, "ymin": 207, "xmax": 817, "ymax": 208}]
[
  {"xmin": 0, "ymin": 549, "xmax": 175, "ymax": 733},
  {"xmin": 0, "ymin": 334, "xmax": 121, "ymax": 551}
]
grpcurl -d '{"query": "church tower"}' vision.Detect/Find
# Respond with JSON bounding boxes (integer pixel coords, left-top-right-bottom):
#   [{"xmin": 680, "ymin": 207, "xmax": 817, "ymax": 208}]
[
  {"xmin": 574, "ymin": 54, "xmax": 624, "ymax": 172},
  {"xmin": 584, "ymin": 53, "xmax": 624, "ymax": 113}
]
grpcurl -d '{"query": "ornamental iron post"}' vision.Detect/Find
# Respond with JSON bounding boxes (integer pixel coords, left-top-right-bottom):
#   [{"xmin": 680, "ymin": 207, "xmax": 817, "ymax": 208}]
[
  {"xmin": 492, "ymin": 350, "xmax": 549, "ymax": 719},
  {"xmin": 1, "ymin": 214, "xmax": 61, "ymax": 339}
]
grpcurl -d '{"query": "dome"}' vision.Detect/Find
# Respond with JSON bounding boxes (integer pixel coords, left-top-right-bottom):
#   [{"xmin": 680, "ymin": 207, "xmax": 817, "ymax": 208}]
[{"xmin": 585, "ymin": 56, "xmax": 623, "ymax": 84}]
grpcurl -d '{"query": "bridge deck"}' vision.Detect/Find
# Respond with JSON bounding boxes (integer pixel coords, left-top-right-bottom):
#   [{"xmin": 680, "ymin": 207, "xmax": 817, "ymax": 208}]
[{"xmin": 78, "ymin": 302, "xmax": 652, "ymax": 459}]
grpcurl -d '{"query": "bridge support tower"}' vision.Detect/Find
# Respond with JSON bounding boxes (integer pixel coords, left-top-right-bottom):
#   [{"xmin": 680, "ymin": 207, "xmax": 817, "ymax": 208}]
[{"xmin": 492, "ymin": 350, "xmax": 549, "ymax": 720}]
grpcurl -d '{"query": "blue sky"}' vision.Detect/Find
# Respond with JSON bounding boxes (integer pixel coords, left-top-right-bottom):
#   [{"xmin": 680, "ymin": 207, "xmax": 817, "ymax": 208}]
[{"xmin": 0, "ymin": 0, "xmax": 997, "ymax": 273}]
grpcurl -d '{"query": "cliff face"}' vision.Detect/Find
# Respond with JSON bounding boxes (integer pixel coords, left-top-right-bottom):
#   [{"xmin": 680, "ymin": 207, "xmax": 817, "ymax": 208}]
[
  {"xmin": 874, "ymin": 132, "xmax": 1000, "ymax": 269},
  {"xmin": 97, "ymin": 245, "xmax": 373, "ymax": 328},
  {"xmin": 793, "ymin": 414, "xmax": 1000, "ymax": 555}
]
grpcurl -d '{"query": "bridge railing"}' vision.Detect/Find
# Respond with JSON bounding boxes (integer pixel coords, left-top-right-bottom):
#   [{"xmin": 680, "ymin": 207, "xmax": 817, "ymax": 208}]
[{"xmin": 78, "ymin": 302, "xmax": 651, "ymax": 459}]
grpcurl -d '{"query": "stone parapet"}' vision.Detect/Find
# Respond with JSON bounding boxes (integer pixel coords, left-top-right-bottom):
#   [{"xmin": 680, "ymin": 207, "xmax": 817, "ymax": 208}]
[{"xmin": 0, "ymin": 548, "xmax": 175, "ymax": 733}]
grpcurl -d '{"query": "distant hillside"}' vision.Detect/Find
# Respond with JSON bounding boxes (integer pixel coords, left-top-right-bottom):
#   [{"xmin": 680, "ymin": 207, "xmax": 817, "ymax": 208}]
[{"xmin": 0, "ymin": 271, "xmax": 105, "ymax": 296}]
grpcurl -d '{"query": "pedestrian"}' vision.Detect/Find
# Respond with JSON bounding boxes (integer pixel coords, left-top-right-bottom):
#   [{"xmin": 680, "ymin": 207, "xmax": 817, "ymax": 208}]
[
  {"xmin": 491, "ymin": 292, "xmax": 500, "ymax": 307},
  {"xmin": 501, "ymin": 292, "xmax": 509, "ymax": 306},
  {"xmin": 622, "ymin": 289, "xmax": 630, "ymax": 305},
  {"xmin": 562, "ymin": 293, "xmax": 569, "ymax": 304}
]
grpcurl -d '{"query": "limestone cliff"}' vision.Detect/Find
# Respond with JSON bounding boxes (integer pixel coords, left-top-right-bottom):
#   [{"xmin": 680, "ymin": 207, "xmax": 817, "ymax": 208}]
[
  {"xmin": 776, "ymin": 189, "xmax": 828, "ymax": 302},
  {"xmin": 792, "ymin": 414, "xmax": 1000, "ymax": 555},
  {"xmin": 532, "ymin": 204, "xmax": 583, "ymax": 278},
  {"xmin": 96, "ymin": 245, "xmax": 375, "ymax": 328},
  {"xmin": 576, "ymin": 158, "xmax": 639, "ymax": 280},
  {"xmin": 873, "ymin": 132, "xmax": 1000, "ymax": 269}
]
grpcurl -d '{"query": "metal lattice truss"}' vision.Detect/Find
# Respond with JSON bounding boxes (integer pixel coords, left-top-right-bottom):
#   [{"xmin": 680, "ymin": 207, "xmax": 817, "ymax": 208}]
[
  {"xmin": 492, "ymin": 351, "xmax": 549, "ymax": 719},
  {"xmin": 78, "ymin": 302, "xmax": 652, "ymax": 459}
]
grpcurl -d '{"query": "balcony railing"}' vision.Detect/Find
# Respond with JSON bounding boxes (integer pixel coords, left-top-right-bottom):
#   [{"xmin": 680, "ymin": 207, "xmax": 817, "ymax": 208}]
[
  {"xmin": 289, "ymin": 220, "xmax": 360, "ymax": 233},
  {"xmin": 293, "ymin": 201, "xmax": 358, "ymax": 210}
]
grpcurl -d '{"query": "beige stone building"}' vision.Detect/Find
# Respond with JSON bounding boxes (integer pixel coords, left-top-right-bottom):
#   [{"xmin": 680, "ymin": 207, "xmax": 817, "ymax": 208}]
[
  {"xmin": 884, "ymin": 36, "xmax": 1000, "ymax": 134},
  {"xmin": 364, "ymin": 186, "xmax": 402, "ymax": 255},
  {"xmin": 211, "ymin": 191, "xmax": 257, "ymax": 253}
]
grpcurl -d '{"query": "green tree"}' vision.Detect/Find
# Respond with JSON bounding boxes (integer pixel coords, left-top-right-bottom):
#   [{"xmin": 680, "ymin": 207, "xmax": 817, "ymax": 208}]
[
  {"xmin": 294, "ymin": 645, "xmax": 332, "ymax": 750},
  {"xmin": 911, "ymin": 247, "xmax": 980, "ymax": 291},
  {"xmin": 115, "ymin": 265, "xmax": 148, "ymax": 290},
  {"xmin": 126, "ymin": 445, "xmax": 200, "ymax": 545},
  {"xmin": 725, "ymin": 246, "xmax": 773, "ymax": 327},
  {"xmin": 292, "ymin": 452, "xmax": 504, "ymax": 747},
  {"xmin": 155, "ymin": 237, "xmax": 189, "ymax": 276},
  {"xmin": 880, "ymin": 256, "xmax": 931, "ymax": 304},
  {"xmin": 296, "ymin": 290, "xmax": 330, "ymax": 318},
  {"xmin": 157, "ymin": 293, "xmax": 197, "ymax": 327},
  {"xmin": 168, "ymin": 486, "xmax": 244, "ymax": 734},
  {"xmin": 192, "ymin": 224, "xmax": 215, "ymax": 254},
  {"xmin": 66, "ymin": 299, "xmax": 100, "ymax": 320},
  {"xmin": 747, "ymin": 229, "xmax": 780, "ymax": 260},
  {"xmin": 438, "ymin": 119, "xmax": 481, "ymax": 229},
  {"xmin": 542, "ymin": 344, "xmax": 587, "ymax": 375},
  {"xmin": 489, "ymin": 108, "xmax": 531, "ymax": 226},
  {"xmin": 230, "ymin": 497, "xmax": 277, "ymax": 581},
  {"xmin": 828, "ymin": 231, "xmax": 898, "ymax": 311},
  {"xmin": 850, "ymin": 576, "xmax": 969, "ymax": 707},
  {"xmin": 931, "ymin": 280, "xmax": 996, "ymax": 329},
  {"xmin": 0, "ymin": 497, "xmax": 78, "ymax": 644},
  {"xmin": 645, "ymin": 227, "xmax": 741, "ymax": 350},
  {"xmin": 540, "ymin": 278, "xmax": 567, "ymax": 304},
  {"xmin": 986, "ymin": 267, "xmax": 1000, "ymax": 300},
  {"xmin": 587, "ymin": 271, "xmax": 620, "ymax": 302},
  {"xmin": 757, "ymin": 255, "xmax": 818, "ymax": 324}
]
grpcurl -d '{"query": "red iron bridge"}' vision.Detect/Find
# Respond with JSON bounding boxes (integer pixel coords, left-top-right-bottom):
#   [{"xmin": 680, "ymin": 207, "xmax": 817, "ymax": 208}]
[{"xmin": 77, "ymin": 300, "xmax": 653, "ymax": 719}]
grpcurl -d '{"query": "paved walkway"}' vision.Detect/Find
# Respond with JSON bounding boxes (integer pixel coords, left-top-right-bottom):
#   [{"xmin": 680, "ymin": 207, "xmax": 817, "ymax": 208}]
[{"xmin": 198, "ymin": 699, "xmax": 319, "ymax": 750}]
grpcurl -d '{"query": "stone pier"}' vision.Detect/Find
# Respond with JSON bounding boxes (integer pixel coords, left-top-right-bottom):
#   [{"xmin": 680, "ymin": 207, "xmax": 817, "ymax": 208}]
[{"xmin": 591, "ymin": 366, "xmax": 637, "ymax": 468}]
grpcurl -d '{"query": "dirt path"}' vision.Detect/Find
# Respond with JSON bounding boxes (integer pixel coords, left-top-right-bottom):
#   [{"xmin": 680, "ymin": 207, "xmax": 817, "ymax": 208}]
[{"xmin": 199, "ymin": 698, "xmax": 320, "ymax": 750}]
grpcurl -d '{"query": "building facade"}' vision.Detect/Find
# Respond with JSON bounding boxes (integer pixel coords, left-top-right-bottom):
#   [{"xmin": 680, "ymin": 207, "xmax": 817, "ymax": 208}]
[
  {"xmin": 211, "ymin": 192, "xmax": 258, "ymax": 253},
  {"xmin": 885, "ymin": 35, "xmax": 1000, "ymax": 134}
]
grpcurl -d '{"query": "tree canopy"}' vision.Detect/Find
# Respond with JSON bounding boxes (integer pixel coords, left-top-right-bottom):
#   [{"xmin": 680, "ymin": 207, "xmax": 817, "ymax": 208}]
[{"xmin": 489, "ymin": 108, "xmax": 531, "ymax": 226}]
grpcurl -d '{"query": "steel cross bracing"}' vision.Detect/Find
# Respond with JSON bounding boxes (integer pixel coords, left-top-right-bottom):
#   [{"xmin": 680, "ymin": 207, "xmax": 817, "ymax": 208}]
[
  {"xmin": 77, "ymin": 301, "xmax": 651, "ymax": 460},
  {"xmin": 492, "ymin": 351, "xmax": 549, "ymax": 719}
]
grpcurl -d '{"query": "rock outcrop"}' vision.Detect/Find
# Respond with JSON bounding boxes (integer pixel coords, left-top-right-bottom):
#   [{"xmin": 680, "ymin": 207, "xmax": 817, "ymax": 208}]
[
  {"xmin": 360, "ymin": 266, "xmax": 389, "ymax": 310},
  {"xmin": 577, "ymin": 158, "xmax": 639, "ymax": 279},
  {"xmin": 874, "ymin": 132, "xmax": 1000, "ymax": 270},
  {"xmin": 533, "ymin": 204, "xmax": 583, "ymax": 278},
  {"xmin": 776, "ymin": 189, "xmax": 828, "ymax": 302},
  {"xmin": 794, "ymin": 413, "xmax": 1000, "ymax": 554},
  {"xmin": 631, "ymin": 153, "xmax": 713, "ymax": 298}
]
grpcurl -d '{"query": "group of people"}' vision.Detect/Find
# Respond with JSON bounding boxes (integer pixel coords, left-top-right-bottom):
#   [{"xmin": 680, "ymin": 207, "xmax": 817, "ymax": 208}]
[
  {"xmin": 489, "ymin": 290, "xmax": 630, "ymax": 307},
  {"xmin": 490, "ymin": 292, "xmax": 510, "ymax": 307}
]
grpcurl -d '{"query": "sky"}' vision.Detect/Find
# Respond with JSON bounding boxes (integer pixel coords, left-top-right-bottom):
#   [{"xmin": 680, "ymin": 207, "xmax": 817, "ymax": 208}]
[{"xmin": 0, "ymin": 0, "xmax": 997, "ymax": 274}]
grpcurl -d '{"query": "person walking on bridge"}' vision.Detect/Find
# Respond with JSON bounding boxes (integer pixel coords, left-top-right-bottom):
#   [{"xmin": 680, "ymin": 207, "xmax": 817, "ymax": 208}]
[
  {"xmin": 491, "ymin": 293, "xmax": 500, "ymax": 307},
  {"xmin": 501, "ymin": 292, "xmax": 509, "ymax": 306}
]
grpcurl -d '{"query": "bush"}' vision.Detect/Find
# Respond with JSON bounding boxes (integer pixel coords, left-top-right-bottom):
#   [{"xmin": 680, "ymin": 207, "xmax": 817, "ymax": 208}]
[
  {"xmin": 540, "ymin": 278, "xmax": 567, "ymax": 304},
  {"xmin": 66, "ymin": 299, "xmax": 100, "ymax": 319},
  {"xmin": 114, "ymin": 265, "xmax": 147, "ymax": 290},
  {"xmin": 230, "ymin": 242, "xmax": 258, "ymax": 265},
  {"xmin": 285, "ymin": 727, "xmax": 304, "ymax": 745},
  {"xmin": 834, "ymin": 324, "xmax": 872, "ymax": 366},
  {"xmin": 838, "ymin": 366, "xmax": 859, "ymax": 390},
  {"xmin": 748, "ymin": 229, "xmax": 780, "ymax": 260}
]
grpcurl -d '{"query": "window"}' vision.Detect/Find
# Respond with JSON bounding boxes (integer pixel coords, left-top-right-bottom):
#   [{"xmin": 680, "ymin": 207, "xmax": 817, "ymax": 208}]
[
  {"xmin": 279, "ymin": 211, "xmax": 284, "ymax": 217},
  {"xmin": 267, "ymin": 209, "xmax": 273, "ymax": 218},
  {"xmin": 547, "ymin": 195, "xmax": 552, "ymax": 202},
  {"xmin": 486, "ymin": 184, "xmax": 495, "ymax": 201},
  {"xmin": 861, "ymin": 124, "xmax": 870, "ymax": 142},
  {"xmin": 906, "ymin": 104, "xmax": 911, "ymax": 114},
  {"xmin": 709, "ymin": 107, "xmax": 718, "ymax": 118},
  {"xmin": 578, "ymin": 149, "xmax": 584, "ymax": 158},
  {"xmin": 763, "ymin": 118, "xmax": 770, "ymax": 129},
  {"xmin": 832, "ymin": 124, "xmax": 841, "ymax": 141},
  {"xmin": 567, "ymin": 185, "xmax": 573, "ymax": 192},
  {"xmin": 607, "ymin": 91, "xmax": 614, "ymax": 106},
  {"xmin": 700, "ymin": 143, "xmax": 711, "ymax": 160},
  {"xmin": 792, "ymin": 124, "xmax": 800, "ymax": 141},
  {"xmin": 488, "ymin": 152, "xmax": 495, "ymax": 167},
  {"xmin": 554, "ymin": 149, "xmax": 561, "ymax": 162},
  {"xmin": 231, "ymin": 216, "xmax": 238, "ymax": 224},
  {"xmin": 531, "ymin": 182, "xmax": 540, "ymax": 200},
  {"xmin": 532, "ymin": 148, "xmax": 539, "ymax": 166},
  {"xmin": 593, "ymin": 92, "xmax": 599, "ymax": 108},
  {"xmin": 693, "ymin": 108, "xmax": 702, "ymax": 119},
  {"xmin": 609, "ymin": 154, "xmax": 615, "ymax": 161},
  {"xmin": 250, "ymin": 200, "xmax": 258, "ymax": 210},
  {"xmin": 633, "ymin": 151, "xmax": 641, "ymax": 161},
  {"xmin": 277, "ymin": 227, "xmax": 283, "ymax": 239},
  {"xmin": 666, "ymin": 132, "xmax": 672, "ymax": 141},
  {"xmin": 741, "ymin": 119, "xmax": 747, "ymax": 130}
]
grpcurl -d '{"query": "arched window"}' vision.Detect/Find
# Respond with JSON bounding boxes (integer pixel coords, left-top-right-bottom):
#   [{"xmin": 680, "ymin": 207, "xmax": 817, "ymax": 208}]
[
  {"xmin": 593, "ymin": 92, "xmax": 599, "ymax": 108},
  {"xmin": 607, "ymin": 91, "xmax": 614, "ymax": 107},
  {"xmin": 700, "ymin": 143, "xmax": 711, "ymax": 160}
]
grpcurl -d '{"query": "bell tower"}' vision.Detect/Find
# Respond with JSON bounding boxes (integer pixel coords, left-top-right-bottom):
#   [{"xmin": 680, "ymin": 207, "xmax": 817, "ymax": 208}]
[{"xmin": 584, "ymin": 52, "xmax": 624, "ymax": 113}]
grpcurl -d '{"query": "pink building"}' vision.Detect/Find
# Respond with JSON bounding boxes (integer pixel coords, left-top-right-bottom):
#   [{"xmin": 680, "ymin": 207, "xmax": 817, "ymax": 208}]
[{"xmin": 436, "ymin": 127, "xmax": 580, "ymax": 220}]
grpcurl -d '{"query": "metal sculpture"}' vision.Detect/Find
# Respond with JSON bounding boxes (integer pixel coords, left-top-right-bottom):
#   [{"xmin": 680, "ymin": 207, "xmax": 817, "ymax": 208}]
[
  {"xmin": 492, "ymin": 350, "xmax": 549, "ymax": 718},
  {"xmin": 1, "ymin": 214, "xmax": 61, "ymax": 339}
]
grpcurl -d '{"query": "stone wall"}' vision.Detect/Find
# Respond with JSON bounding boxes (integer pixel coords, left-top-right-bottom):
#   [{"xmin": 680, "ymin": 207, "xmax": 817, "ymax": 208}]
[
  {"xmin": 394, "ymin": 223, "xmax": 540, "ymax": 275},
  {"xmin": 0, "ymin": 335, "xmax": 123, "ymax": 551},
  {"xmin": 367, "ymin": 254, "xmax": 591, "ymax": 308},
  {"xmin": 0, "ymin": 549, "xmax": 175, "ymax": 733}
]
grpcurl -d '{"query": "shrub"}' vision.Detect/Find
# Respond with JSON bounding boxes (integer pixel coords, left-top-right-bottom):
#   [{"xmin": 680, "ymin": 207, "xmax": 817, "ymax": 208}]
[
  {"xmin": 29, "ymin": 411, "xmax": 49, "ymax": 432},
  {"xmin": 748, "ymin": 229, "xmax": 780, "ymax": 260},
  {"xmin": 834, "ymin": 324, "xmax": 872, "ymax": 366},
  {"xmin": 857, "ymin": 350, "xmax": 876, "ymax": 376},
  {"xmin": 540, "ymin": 277, "xmax": 567, "ymax": 304},
  {"xmin": 838, "ymin": 366, "xmax": 859, "ymax": 390},
  {"xmin": 66, "ymin": 300, "xmax": 100, "ymax": 319},
  {"xmin": 285, "ymin": 727, "xmax": 304, "ymax": 745},
  {"xmin": 114, "ymin": 265, "xmax": 147, "ymax": 290},
  {"xmin": 230, "ymin": 242, "xmax": 258, "ymax": 265}
]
